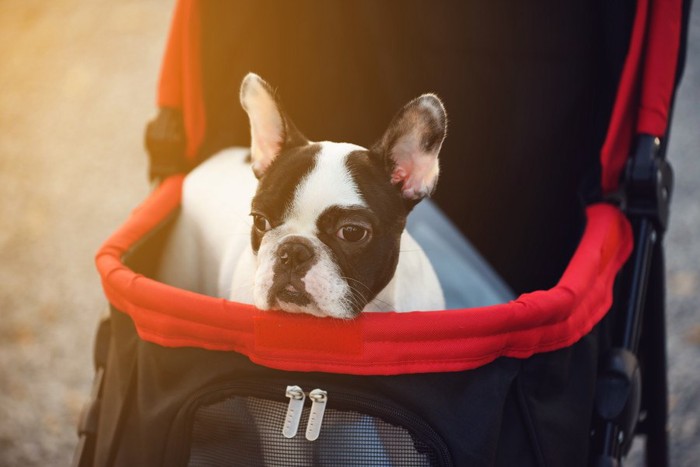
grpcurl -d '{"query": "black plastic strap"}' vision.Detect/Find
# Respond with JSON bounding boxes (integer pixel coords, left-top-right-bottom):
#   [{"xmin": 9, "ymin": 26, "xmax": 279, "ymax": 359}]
[
  {"xmin": 593, "ymin": 349, "xmax": 642, "ymax": 462},
  {"xmin": 145, "ymin": 107, "xmax": 188, "ymax": 181}
]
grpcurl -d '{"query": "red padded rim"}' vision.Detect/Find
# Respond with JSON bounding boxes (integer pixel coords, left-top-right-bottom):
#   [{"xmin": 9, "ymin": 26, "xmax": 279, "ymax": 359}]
[{"xmin": 96, "ymin": 177, "xmax": 633, "ymax": 375}]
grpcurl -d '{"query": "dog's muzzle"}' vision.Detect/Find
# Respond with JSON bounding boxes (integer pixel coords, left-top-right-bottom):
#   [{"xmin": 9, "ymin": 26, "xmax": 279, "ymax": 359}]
[{"xmin": 268, "ymin": 237, "xmax": 318, "ymax": 306}]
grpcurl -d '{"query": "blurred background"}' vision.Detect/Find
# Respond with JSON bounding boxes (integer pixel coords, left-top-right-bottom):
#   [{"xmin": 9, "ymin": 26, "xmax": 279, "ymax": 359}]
[{"xmin": 0, "ymin": 0, "xmax": 697, "ymax": 465}]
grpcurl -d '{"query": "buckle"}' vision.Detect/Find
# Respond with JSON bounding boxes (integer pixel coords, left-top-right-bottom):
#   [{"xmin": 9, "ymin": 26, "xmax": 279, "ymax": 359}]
[{"xmin": 144, "ymin": 107, "xmax": 188, "ymax": 181}]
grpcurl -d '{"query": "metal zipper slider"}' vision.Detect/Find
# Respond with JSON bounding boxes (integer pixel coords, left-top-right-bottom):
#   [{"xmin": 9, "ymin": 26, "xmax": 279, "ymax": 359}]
[
  {"xmin": 283, "ymin": 385, "xmax": 305, "ymax": 438},
  {"xmin": 305, "ymin": 389, "xmax": 328, "ymax": 441}
]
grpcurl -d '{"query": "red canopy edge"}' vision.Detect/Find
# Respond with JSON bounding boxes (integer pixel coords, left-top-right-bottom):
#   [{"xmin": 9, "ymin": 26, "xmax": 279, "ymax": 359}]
[
  {"xmin": 96, "ymin": 177, "xmax": 633, "ymax": 375},
  {"xmin": 638, "ymin": 0, "xmax": 683, "ymax": 136},
  {"xmin": 156, "ymin": 0, "xmax": 205, "ymax": 160},
  {"xmin": 600, "ymin": 0, "xmax": 683, "ymax": 193}
]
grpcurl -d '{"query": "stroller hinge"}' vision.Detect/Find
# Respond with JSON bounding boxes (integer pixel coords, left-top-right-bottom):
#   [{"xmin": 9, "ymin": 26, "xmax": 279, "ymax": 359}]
[
  {"xmin": 145, "ymin": 107, "xmax": 188, "ymax": 182},
  {"xmin": 592, "ymin": 349, "xmax": 642, "ymax": 463},
  {"xmin": 623, "ymin": 134, "xmax": 673, "ymax": 232}
]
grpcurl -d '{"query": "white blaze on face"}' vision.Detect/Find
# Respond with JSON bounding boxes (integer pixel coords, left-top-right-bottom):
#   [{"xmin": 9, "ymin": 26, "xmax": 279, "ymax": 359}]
[
  {"xmin": 253, "ymin": 142, "xmax": 369, "ymax": 318},
  {"xmin": 288, "ymin": 142, "xmax": 366, "ymax": 229}
]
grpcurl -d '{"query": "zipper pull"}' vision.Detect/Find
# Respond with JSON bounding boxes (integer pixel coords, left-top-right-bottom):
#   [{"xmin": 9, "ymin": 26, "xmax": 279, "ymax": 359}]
[
  {"xmin": 305, "ymin": 389, "xmax": 328, "ymax": 441},
  {"xmin": 283, "ymin": 385, "xmax": 305, "ymax": 438}
]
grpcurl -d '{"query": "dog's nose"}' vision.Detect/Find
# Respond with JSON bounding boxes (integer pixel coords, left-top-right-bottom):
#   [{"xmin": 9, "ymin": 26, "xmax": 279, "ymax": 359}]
[{"xmin": 277, "ymin": 241, "xmax": 314, "ymax": 270}]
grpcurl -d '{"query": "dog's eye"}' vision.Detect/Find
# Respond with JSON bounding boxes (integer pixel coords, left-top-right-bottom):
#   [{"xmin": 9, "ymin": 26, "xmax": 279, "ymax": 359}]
[
  {"xmin": 336, "ymin": 225, "xmax": 369, "ymax": 243},
  {"xmin": 252, "ymin": 214, "xmax": 272, "ymax": 232}
]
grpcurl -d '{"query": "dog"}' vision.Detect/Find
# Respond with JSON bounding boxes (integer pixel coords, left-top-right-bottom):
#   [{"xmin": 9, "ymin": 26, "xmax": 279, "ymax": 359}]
[{"xmin": 157, "ymin": 73, "xmax": 446, "ymax": 318}]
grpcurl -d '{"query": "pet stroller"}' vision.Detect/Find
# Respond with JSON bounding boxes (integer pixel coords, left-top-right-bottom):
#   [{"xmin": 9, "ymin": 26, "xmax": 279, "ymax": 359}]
[{"xmin": 75, "ymin": 1, "xmax": 691, "ymax": 465}]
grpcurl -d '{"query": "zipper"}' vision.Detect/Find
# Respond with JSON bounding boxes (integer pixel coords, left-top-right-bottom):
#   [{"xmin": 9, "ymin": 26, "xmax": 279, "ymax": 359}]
[
  {"xmin": 304, "ymin": 388, "xmax": 327, "ymax": 441},
  {"xmin": 168, "ymin": 379, "xmax": 453, "ymax": 467},
  {"xmin": 282, "ymin": 386, "xmax": 328, "ymax": 441},
  {"xmin": 282, "ymin": 385, "xmax": 305, "ymax": 438}
]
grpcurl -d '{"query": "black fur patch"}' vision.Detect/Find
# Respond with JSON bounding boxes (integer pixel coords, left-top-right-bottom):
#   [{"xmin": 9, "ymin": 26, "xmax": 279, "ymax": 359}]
[{"xmin": 319, "ymin": 150, "xmax": 408, "ymax": 314}]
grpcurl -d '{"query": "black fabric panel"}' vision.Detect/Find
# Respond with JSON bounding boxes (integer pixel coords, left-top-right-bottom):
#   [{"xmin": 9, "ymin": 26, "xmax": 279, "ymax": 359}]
[
  {"xmin": 92, "ymin": 310, "xmax": 139, "ymax": 466},
  {"xmin": 517, "ymin": 329, "xmax": 600, "ymax": 467},
  {"xmin": 493, "ymin": 381, "xmax": 541, "ymax": 467},
  {"xmin": 198, "ymin": 0, "xmax": 627, "ymax": 294}
]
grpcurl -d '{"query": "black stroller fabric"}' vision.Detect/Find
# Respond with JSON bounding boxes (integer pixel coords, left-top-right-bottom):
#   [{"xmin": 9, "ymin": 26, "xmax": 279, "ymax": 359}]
[{"xmin": 76, "ymin": 1, "xmax": 690, "ymax": 466}]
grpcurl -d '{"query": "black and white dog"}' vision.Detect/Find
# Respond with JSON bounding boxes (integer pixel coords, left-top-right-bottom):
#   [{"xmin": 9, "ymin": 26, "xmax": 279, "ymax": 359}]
[{"xmin": 158, "ymin": 73, "xmax": 446, "ymax": 318}]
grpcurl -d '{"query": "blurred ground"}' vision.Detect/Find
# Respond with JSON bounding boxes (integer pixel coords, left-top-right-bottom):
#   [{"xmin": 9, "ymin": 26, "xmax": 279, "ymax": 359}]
[
  {"xmin": 0, "ymin": 1, "xmax": 697, "ymax": 466},
  {"xmin": 0, "ymin": 0, "xmax": 169, "ymax": 464}
]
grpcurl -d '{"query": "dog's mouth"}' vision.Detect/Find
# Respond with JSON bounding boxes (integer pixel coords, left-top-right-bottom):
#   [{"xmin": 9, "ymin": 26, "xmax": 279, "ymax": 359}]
[
  {"xmin": 257, "ymin": 241, "xmax": 366, "ymax": 318},
  {"xmin": 269, "ymin": 279, "xmax": 312, "ymax": 308}
]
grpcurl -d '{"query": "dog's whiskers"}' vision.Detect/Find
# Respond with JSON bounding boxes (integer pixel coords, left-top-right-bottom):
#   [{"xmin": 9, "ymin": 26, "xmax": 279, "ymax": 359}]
[
  {"xmin": 341, "ymin": 276, "xmax": 393, "ymax": 311},
  {"xmin": 342, "ymin": 276, "xmax": 371, "ymax": 294}
]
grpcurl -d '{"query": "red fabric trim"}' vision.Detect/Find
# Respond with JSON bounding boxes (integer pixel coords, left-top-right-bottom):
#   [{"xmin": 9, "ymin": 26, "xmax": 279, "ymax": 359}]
[
  {"xmin": 96, "ymin": 177, "xmax": 633, "ymax": 375},
  {"xmin": 600, "ymin": 0, "xmax": 683, "ymax": 193},
  {"xmin": 637, "ymin": 0, "xmax": 683, "ymax": 136},
  {"xmin": 156, "ymin": 0, "xmax": 205, "ymax": 161},
  {"xmin": 156, "ymin": 0, "xmax": 185, "ymax": 110}
]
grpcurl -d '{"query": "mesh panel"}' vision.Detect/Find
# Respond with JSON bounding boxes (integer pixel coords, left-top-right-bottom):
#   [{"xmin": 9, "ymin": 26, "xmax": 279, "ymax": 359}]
[{"xmin": 188, "ymin": 396, "xmax": 439, "ymax": 466}]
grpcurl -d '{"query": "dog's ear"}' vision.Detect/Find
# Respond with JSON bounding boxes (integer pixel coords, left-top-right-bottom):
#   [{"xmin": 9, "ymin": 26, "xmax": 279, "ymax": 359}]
[
  {"xmin": 373, "ymin": 94, "xmax": 447, "ymax": 201},
  {"xmin": 240, "ymin": 73, "xmax": 307, "ymax": 178}
]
